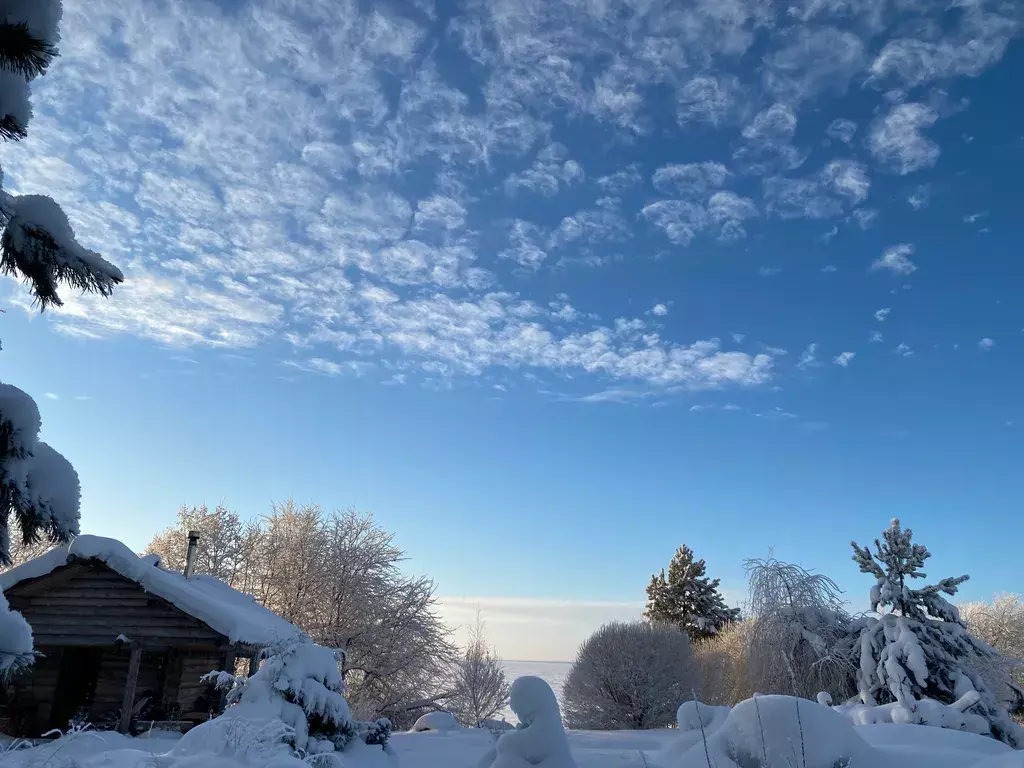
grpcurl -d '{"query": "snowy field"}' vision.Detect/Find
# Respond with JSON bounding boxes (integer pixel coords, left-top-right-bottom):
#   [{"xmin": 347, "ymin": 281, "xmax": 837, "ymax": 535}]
[{"xmin": 4, "ymin": 698, "xmax": 1021, "ymax": 768}]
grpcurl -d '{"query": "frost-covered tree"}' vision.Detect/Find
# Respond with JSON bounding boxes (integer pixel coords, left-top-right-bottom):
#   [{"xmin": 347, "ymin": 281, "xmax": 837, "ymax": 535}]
[
  {"xmin": 145, "ymin": 501, "xmax": 456, "ymax": 726},
  {"xmin": 146, "ymin": 504, "xmax": 249, "ymax": 585},
  {"xmin": 0, "ymin": 383, "xmax": 80, "ymax": 676},
  {"xmin": 645, "ymin": 544, "xmax": 740, "ymax": 642},
  {"xmin": 960, "ymin": 594, "xmax": 1024, "ymax": 712},
  {"xmin": 850, "ymin": 518, "xmax": 1024, "ymax": 747},
  {"xmin": 447, "ymin": 612, "xmax": 509, "ymax": 727},
  {"xmin": 0, "ymin": 0, "xmax": 122, "ymax": 322},
  {"xmin": 562, "ymin": 621, "xmax": 696, "ymax": 730},
  {"xmin": 745, "ymin": 555, "xmax": 856, "ymax": 701}
]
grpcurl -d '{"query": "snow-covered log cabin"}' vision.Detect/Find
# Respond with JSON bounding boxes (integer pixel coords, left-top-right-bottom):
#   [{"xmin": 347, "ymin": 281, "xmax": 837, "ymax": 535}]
[{"xmin": 0, "ymin": 534, "xmax": 304, "ymax": 737}]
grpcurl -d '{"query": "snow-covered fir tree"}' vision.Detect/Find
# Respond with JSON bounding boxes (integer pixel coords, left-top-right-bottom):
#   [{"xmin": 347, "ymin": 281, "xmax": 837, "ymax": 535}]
[
  {"xmin": 644, "ymin": 544, "xmax": 740, "ymax": 642},
  {"xmin": 850, "ymin": 518, "xmax": 1024, "ymax": 747},
  {"xmin": 0, "ymin": 0, "xmax": 122, "ymax": 324},
  {"xmin": 207, "ymin": 640, "xmax": 392, "ymax": 763},
  {"xmin": 0, "ymin": 383, "xmax": 80, "ymax": 676}
]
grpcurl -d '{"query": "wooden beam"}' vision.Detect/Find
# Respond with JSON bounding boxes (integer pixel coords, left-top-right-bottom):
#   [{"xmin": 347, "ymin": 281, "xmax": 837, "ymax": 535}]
[
  {"xmin": 118, "ymin": 645, "xmax": 143, "ymax": 734},
  {"xmin": 248, "ymin": 653, "xmax": 260, "ymax": 676}
]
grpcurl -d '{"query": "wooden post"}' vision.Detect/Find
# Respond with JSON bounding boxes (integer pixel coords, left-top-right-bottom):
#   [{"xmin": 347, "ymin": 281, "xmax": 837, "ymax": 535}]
[
  {"xmin": 248, "ymin": 653, "xmax": 259, "ymax": 676},
  {"xmin": 118, "ymin": 645, "xmax": 143, "ymax": 734}
]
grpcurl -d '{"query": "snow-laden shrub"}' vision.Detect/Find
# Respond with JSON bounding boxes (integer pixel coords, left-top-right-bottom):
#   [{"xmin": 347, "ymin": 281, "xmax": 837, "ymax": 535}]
[
  {"xmin": 847, "ymin": 518, "xmax": 1024, "ymax": 747},
  {"xmin": 478, "ymin": 676, "xmax": 576, "ymax": 768},
  {"xmin": 562, "ymin": 621, "xmax": 696, "ymax": 730},
  {"xmin": 204, "ymin": 641, "xmax": 394, "ymax": 763},
  {"xmin": 693, "ymin": 619, "xmax": 756, "ymax": 706}
]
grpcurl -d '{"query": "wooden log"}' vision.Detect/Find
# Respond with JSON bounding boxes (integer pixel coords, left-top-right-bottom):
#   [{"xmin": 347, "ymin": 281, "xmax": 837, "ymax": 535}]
[{"xmin": 118, "ymin": 645, "xmax": 143, "ymax": 734}]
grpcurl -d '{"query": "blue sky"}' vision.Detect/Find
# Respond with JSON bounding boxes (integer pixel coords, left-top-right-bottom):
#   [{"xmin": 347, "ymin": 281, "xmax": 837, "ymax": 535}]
[{"xmin": 2, "ymin": 0, "xmax": 1024, "ymax": 660}]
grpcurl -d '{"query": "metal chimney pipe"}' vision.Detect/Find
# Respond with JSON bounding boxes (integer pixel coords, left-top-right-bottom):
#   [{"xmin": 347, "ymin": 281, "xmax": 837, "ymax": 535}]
[{"xmin": 184, "ymin": 530, "xmax": 200, "ymax": 578}]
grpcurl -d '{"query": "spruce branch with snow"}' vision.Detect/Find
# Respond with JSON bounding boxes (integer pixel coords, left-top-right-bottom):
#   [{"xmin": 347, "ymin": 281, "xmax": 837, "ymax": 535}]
[
  {"xmin": 848, "ymin": 518, "xmax": 1024, "ymax": 747},
  {"xmin": 0, "ymin": 0, "xmax": 122, "ymax": 317},
  {"xmin": 644, "ymin": 544, "xmax": 740, "ymax": 642},
  {"xmin": 0, "ymin": 382, "xmax": 80, "ymax": 676}
]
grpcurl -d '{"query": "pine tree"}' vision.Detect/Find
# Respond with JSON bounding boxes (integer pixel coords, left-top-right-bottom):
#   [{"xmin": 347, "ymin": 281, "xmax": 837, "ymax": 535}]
[
  {"xmin": 850, "ymin": 518, "xmax": 1024, "ymax": 747},
  {"xmin": 644, "ymin": 544, "xmax": 740, "ymax": 642},
  {"xmin": 0, "ymin": 0, "xmax": 122, "ymax": 325}
]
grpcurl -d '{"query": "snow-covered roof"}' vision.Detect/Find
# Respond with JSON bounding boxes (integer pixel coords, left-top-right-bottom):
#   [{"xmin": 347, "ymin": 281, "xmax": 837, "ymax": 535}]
[{"xmin": 0, "ymin": 535, "xmax": 305, "ymax": 648}]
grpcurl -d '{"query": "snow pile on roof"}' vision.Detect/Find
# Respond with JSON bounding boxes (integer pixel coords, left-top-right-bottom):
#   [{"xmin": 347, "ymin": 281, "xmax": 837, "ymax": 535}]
[{"xmin": 0, "ymin": 534, "xmax": 304, "ymax": 647}]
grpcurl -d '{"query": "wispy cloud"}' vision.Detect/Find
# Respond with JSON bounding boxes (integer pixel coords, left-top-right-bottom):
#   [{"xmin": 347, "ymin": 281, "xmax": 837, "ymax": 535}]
[
  {"xmin": 872, "ymin": 244, "xmax": 917, "ymax": 275},
  {"xmin": 4, "ymin": 0, "xmax": 1016, "ymax": 404},
  {"xmin": 797, "ymin": 343, "xmax": 820, "ymax": 370},
  {"xmin": 43, "ymin": 393, "xmax": 59, "ymax": 400},
  {"xmin": 868, "ymin": 104, "xmax": 940, "ymax": 175},
  {"xmin": 979, "ymin": 337, "xmax": 995, "ymax": 351},
  {"xmin": 833, "ymin": 351, "xmax": 855, "ymax": 367},
  {"xmin": 874, "ymin": 308, "xmax": 891, "ymax": 322}
]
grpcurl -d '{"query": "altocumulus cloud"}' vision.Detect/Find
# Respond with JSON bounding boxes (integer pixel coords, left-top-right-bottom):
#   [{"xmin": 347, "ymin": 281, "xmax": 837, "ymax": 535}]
[{"xmin": 1, "ymin": 0, "xmax": 1018, "ymax": 398}]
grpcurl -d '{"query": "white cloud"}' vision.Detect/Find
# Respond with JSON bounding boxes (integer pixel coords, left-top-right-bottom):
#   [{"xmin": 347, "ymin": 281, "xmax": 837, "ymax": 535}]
[
  {"xmin": 870, "ymin": 331, "xmax": 884, "ymax": 343},
  {"xmin": 742, "ymin": 103, "xmax": 798, "ymax": 142},
  {"xmin": 826, "ymin": 118, "xmax": 857, "ymax": 144},
  {"xmin": 642, "ymin": 200, "xmax": 708, "ymax": 246},
  {"xmin": 758, "ymin": 266, "xmax": 781, "ymax": 277},
  {"xmin": 833, "ymin": 351, "xmax": 855, "ymax": 367},
  {"xmin": 8, "ymin": 0, "xmax": 1009, "ymax": 405},
  {"xmin": 43, "ymin": 392, "xmax": 59, "ymax": 400},
  {"xmin": 894, "ymin": 342, "xmax": 914, "ymax": 357},
  {"xmin": 595, "ymin": 167, "xmax": 642, "ymax": 194},
  {"xmin": 871, "ymin": 244, "xmax": 917, "ymax": 275},
  {"xmin": 908, "ymin": 185, "xmax": 930, "ymax": 210},
  {"xmin": 979, "ymin": 337, "xmax": 995, "ymax": 350},
  {"xmin": 504, "ymin": 143, "xmax": 584, "ymax": 197},
  {"xmin": 874, "ymin": 308, "xmax": 891, "ymax": 322},
  {"xmin": 868, "ymin": 103, "xmax": 940, "ymax": 175},
  {"xmin": 652, "ymin": 162, "xmax": 729, "ymax": 198},
  {"xmin": 651, "ymin": 303, "xmax": 669, "ymax": 317},
  {"xmin": 797, "ymin": 342, "xmax": 819, "ymax": 369}
]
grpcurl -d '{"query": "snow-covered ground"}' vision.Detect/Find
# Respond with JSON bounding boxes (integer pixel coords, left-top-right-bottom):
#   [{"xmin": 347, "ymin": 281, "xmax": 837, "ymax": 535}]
[{"xmin": 3, "ymin": 711, "xmax": 1019, "ymax": 768}]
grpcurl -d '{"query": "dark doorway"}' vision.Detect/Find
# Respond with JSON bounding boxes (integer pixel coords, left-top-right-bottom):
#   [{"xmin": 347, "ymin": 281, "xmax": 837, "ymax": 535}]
[{"xmin": 49, "ymin": 647, "xmax": 104, "ymax": 731}]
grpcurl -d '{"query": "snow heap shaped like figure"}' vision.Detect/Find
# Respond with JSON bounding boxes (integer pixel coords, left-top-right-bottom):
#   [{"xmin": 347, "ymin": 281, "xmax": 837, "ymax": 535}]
[
  {"xmin": 0, "ymin": 383, "xmax": 80, "ymax": 677},
  {"xmin": 850, "ymin": 518, "xmax": 1024, "ymax": 747},
  {"xmin": 0, "ymin": 0, "xmax": 122, "ymax": 318},
  {"xmin": 479, "ymin": 676, "xmax": 577, "ymax": 768}
]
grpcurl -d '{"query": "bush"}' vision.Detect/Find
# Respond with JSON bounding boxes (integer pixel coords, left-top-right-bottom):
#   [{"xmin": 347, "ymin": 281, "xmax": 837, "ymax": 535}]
[
  {"xmin": 562, "ymin": 621, "xmax": 696, "ymax": 730},
  {"xmin": 693, "ymin": 619, "xmax": 755, "ymax": 706}
]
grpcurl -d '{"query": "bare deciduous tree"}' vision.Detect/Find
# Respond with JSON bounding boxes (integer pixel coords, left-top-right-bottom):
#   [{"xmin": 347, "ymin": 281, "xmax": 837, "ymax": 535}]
[
  {"xmin": 562, "ymin": 621, "xmax": 696, "ymax": 730},
  {"xmin": 447, "ymin": 611, "xmax": 510, "ymax": 726}
]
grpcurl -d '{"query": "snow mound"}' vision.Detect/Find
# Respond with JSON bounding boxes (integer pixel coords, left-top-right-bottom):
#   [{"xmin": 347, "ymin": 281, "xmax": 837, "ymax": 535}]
[
  {"xmin": 662, "ymin": 695, "xmax": 887, "ymax": 768},
  {"xmin": 410, "ymin": 712, "xmax": 460, "ymax": 732},
  {"xmin": 0, "ymin": 534, "xmax": 305, "ymax": 647},
  {"xmin": 676, "ymin": 701, "xmax": 730, "ymax": 736},
  {"xmin": 479, "ymin": 676, "xmax": 577, "ymax": 768}
]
